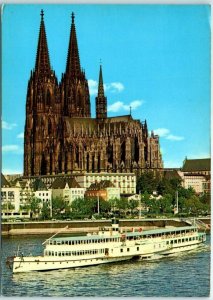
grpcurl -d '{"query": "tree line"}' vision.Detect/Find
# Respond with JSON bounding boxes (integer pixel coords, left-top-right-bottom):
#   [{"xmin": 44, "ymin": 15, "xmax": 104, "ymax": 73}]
[{"xmin": 6, "ymin": 171, "xmax": 210, "ymax": 220}]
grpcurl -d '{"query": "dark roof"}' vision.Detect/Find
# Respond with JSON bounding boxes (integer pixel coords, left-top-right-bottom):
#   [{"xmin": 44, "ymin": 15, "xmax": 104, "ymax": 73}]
[
  {"xmin": 1, "ymin": 174, "xmax": 11, "ymax": 187},
  {"xmin": 32, "ymin": 178, "xmax": 48, "ymax": 191},
  {"xmin": 51, "ymin": 177, "xmax": 80, "ymax": 189},
  {"xmin": 13, "ymin": 179, "xmax": 32, "ymax": 189},
  {"xmin": 182, "ymin": 158, "xmax": 211, "ymax": 172},
  {"xmin": 164, "ymin": 170, "xmax": 182, "ymax": 180},
  {"xmin": 88, "ymin": 180, "xmax": 115, "ymax": 191}
]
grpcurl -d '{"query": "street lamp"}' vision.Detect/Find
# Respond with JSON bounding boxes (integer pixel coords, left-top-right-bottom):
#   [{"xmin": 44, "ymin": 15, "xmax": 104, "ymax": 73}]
[
  {"xmin": 174, "ymin": 191, "xmax": 179, "ymax": 215},
  {"xmin": 97, "ymin": 194, "xmax": 100, "ymax": 215},
  {"xmin": 139, "ymin": 190, "xmax": 141, "ymax": 219}
]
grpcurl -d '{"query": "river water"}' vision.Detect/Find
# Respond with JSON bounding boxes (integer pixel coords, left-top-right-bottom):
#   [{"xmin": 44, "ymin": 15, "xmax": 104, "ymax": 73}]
[{"xmin": 1, "ymin": 234, "xmax": 211, "ymax": 297}]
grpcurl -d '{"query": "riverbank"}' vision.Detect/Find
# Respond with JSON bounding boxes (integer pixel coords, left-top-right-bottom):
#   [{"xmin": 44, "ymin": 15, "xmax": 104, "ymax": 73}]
[{"xmin": 2, "ymin": 217, "xmax": 210, "ymax": 236}]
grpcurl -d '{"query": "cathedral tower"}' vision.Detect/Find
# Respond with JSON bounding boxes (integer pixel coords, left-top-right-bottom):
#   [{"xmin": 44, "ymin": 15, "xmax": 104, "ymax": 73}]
[
  {"xmin": 96, "ymin": 65, "xmax": 107, "ymax": 119},
  {"xmin": 24, "ymin": 10, "xmax": 60, "ymax": 176},
  {"xmin": 60, "ymin": 13, "xmax": 90, "ymax": 118}
]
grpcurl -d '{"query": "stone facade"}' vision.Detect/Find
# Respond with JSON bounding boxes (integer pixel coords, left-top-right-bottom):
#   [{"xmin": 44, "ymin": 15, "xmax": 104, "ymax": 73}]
[
  {"xmin": 24, "ymin": 11, "xmax": 163, "ymax": 177},
  {"xmin": 180, "ymin": 158, "xmax": 211, "ymax": 194}
]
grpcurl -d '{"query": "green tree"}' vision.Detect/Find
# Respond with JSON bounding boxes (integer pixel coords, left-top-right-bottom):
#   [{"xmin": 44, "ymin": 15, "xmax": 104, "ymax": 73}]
[
  {"xmin": 71, "ymin": 197, "xmax": 96, "ymax": 217},
  {"xmin": 141, "ymin": 192, "xmax": 152, "ymax": 211},
  {"xmin": 115, "ymin": 198, "xmax": 129, "ymax": 216},
  {"xmin": 158, "ymin": 194, "xmax": 173, "ymax": 214},
  {"xmin": 30, "ymin": 197, "xmax": 41, "ymax": 218},
  {"xmin": 52, "ymin": 196, "xmax": 70, "ymax": 219},
  {"xmin": 99, "ymin": 198, "xmax": 111, "ymax": 215},
  {"xmin": 137, "ymin": 171, "xmax": 159, "ymax": 194},
  {"xmin": 128, "ymin": 200, "xmax": 139, "ymax": 216},
  {"xmin": 183, "ymin": 195, "xmax": 204, "ymax": 215},
  {"xmin": 41, "ymin": 202, "xmax": 50, "ymax": 220}
]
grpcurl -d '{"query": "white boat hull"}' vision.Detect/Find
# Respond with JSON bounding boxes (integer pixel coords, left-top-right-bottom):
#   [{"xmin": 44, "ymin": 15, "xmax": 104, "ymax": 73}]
[
  {"xmin": 12, "ymin": 255, "xmax": 133, "ymax": 273},
  {"xmin": 160, "ymin": 240, "xmax": 204, "ymax": 256}
]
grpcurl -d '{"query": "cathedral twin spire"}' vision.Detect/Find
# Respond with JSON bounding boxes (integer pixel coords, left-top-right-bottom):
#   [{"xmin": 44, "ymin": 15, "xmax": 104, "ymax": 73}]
[
  {"xmin": 66, "ymin": 12, "xmax": 81, "ymax": 77},
  {"xmin": 34, "ymin": 10, "xmax": 105, "ymax": 118},
  {"xmin": 35, "ymin": 9, "xmax": 52, "ymax": 76}
]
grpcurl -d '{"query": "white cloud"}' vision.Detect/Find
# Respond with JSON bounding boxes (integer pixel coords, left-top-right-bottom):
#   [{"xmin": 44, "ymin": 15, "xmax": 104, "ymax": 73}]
[
  {"xmin": 105, "ymin": 82, "xmax": 124, "ymax": 93},
  {"xmin": 2, "ymin": 145, "xmax": 23, "ymax": 154},
  {"xmin": 130, "ymin": 100, "xmax": 144, "ymax": 110},
  {"xmin": 2, "ymin": 120, "xmax": 17, "ymax": 130},
  {"xmin": 88, "ymin": 79, "xmax": 98, "ymax": 96},
  {"xmin": 166, "ymin": 134, "xmax": 184, "ymax": 141},
  {"xmin": 153, "ymin": 128, "xmax": 184, "ymax": 142},
  {"xmin": 88, "ymin": 79, "xmax": 125, "ymax": 96},
  {"xmin": 108, "ymin": 100, "xmax": 143, "ymax": 113},
  {"xmin": 153, "ymin": 128, "xmax": 170, "ymax": 137},
  {"xmin": 17, "ymin": 132, "xmax": 24, "ymax": 139}
]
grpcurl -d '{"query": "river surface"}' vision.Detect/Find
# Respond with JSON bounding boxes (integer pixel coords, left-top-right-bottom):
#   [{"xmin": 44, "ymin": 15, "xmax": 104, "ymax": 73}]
[{"xmin": 1, "ymin": 234, "xmax": 211, "ymax": 297}]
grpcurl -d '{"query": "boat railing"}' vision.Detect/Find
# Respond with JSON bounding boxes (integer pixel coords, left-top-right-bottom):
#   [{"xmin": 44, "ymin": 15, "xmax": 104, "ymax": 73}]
[{"xmin": 194, "ymin": 219, "xmax": 208, "ymax": 231}]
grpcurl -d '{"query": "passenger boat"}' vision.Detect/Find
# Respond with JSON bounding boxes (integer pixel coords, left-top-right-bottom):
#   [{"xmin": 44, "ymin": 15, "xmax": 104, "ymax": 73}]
[{"xmin": 6, "ymin": 219, "xmax": 206, "ymax": 273}]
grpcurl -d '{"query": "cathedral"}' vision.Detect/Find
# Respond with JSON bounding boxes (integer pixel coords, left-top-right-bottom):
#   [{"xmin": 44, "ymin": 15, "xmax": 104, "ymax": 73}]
[{"xmin": 24, "ymin": 11, "xmax": 163, "ymax": 177}]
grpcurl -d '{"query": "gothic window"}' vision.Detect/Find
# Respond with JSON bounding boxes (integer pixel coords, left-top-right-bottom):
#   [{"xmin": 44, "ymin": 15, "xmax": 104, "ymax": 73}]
[
  {"xmin": 98, "ymin": 154, "xmax": 101, "ymax": 172},
  {"xmin": 134, "ymin": 137, "xmax": 139, "ymax": 163},
  {"xmin": 48, "ymin": 118, "xmax": 52, "ymax": 135},
  {"xmin": 64, "ymin": 152, "xmax": 68, "ymax": 174},
  {"xmin": 58, "ymin": 152, "xmax": 62, "ymax": 173},
  {"xmin": 92, "ymin": 155, "xmax": 95, "ymax": 172},
  {"xmin": 87, "ymin": 153, "xmax": 89, "ymax": 172},
  {"xmin": 46, "ymin": 89, "xmax": 51, "ymax": 106},
  {"xmin": 75, "ymin": 146, "xmax": 79, "ymax": 165},
  {"xmin": 41, "ymin": 153, "xmax": 47, "ymax": 175},
  {"xmin": 49, "ymin": 151, "xmax": 53, "ymax": 174},
  {"xmin": 107, "ymin": 143, "xmax": 113, "ymax": 164},
  {"xmin": 121, "ymin": 141, "xmax": 126, "ymax": 162}
]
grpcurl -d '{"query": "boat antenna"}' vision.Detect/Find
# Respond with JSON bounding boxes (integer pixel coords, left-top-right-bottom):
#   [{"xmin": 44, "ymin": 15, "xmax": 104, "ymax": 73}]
[{"xmin": 42, "ymin": 226, "xmax": 69, "ymax": 245}]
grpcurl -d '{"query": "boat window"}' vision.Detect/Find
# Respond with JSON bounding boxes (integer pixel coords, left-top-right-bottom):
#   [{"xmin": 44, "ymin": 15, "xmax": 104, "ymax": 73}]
[
  {"xmin": 58, "ymin": 252, "xmax": 61, "ymax": 256},
  {"xmin": 55, "ymin": 252, "xmax": 57, "ymax": 256},
  {"xmin": 127, "ymin": 248, "xmax": 130, "ymax": 252},
  {"xmin": 65, "ymin": 241, "xmax": 69, "ymax": 245},
  {"xmin": 120, "ymin": 249, "xmax": 123, "ymax": 253},
  {"xmin": 186, "ymin": 238, "xmax": 188, "ymax": 242},
  {"xmin": 178, "ymin": 239, "xmax": 181, "ymax": 243},
  {"xmin": 137, "ymin": 247, "xmax": 139, "ymax": 251},
  {"xmin": 171, "ymin": 240, "xmax": 173, "ymax": 244},
  {"xmin": 166, "ymin": 241, "xmax": 169, "ymax": 245},
  {"xmin": 174, "ymin": 240, "xmax": 177, "ymax": 244}
]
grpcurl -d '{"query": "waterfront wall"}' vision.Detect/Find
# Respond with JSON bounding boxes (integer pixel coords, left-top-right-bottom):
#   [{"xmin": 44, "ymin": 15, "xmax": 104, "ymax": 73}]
[{"xmin": 1, "ymin": 218, "xmax": 202, "ymax": 236}]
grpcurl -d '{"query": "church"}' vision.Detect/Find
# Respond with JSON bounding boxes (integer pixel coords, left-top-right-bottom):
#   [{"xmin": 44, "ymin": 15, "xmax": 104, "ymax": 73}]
[{"xmin": 24, "ymin": 11, "xmax": 163, "ymax": 177}]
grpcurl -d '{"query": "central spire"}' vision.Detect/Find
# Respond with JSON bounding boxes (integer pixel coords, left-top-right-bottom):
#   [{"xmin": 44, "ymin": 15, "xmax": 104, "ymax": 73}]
[
  {"xmin": 66, "ymin": 12, "xmax": 81, "ymax": 77},
  {"xmin": 98, "ymin": 64, "xmax": 105, "ymax": 98},
  {"xmin": 96, "ymin": 64, "xmax": 107, "ymax": 119},
  {"xmin": 35, "ymin": 10, "xmax": 51, "ymax": 75}
]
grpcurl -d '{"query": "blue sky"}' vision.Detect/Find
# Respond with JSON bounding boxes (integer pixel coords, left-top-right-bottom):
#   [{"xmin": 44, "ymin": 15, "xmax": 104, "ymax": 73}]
[{"xmin": 2, "ymin": 4, "xmax": 211, "ymax": 174}]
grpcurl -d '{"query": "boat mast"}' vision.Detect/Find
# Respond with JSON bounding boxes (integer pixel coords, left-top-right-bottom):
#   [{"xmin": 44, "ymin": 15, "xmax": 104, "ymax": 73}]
[{"xmin": 42, "ymin": 226, "xmax": 69, "ymax": 245}]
